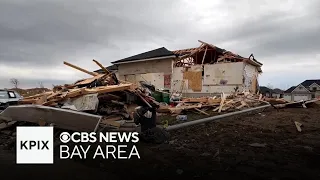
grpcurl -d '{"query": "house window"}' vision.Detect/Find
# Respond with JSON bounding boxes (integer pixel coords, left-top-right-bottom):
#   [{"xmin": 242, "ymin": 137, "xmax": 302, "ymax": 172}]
[
  {"xmin": 298, "ymin": 86, "xmax": 303, "ymax": 90},
  {"xmin": 312, "ymin": 94, "xmax": 315, "ymax": 98},
  {"xmin": 313, "ymin": 87, "xmax": 317, "ymax": 91}
]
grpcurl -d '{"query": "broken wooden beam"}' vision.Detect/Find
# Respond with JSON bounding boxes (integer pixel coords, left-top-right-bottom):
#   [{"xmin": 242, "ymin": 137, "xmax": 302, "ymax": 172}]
[
  {"xmin": 92, "ymin": 59, "xmax": 110, "ymax": 74},
  {"xmin": 64, "ymin": 61, "xmax": 98, "ymax": 76}
]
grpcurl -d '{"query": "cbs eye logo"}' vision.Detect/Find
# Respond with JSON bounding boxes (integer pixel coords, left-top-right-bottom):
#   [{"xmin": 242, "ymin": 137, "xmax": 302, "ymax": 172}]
[{"xmin": 59, "ymin": 132, "xmax": 71, "ymax": 143}]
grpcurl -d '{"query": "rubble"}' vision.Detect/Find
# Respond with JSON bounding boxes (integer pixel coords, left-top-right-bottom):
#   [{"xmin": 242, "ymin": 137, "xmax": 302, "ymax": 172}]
[
  {"xmin": 2, "ymin": 60, "xmax": 160, "ymax": 132},
  {"xmin": 0, "ymin": 59, "xmax": 318, "ymax": 135},
  {"xmin": 158, "ymin": 92, "xmax": 282, "ymax": 116}
]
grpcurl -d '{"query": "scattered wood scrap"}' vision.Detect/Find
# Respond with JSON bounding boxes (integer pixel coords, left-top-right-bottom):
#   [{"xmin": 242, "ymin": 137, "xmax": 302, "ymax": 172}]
[
  {"xmin": 158, "ymin": 92, "xmax": 273, "ymax": 115},
  {"xmin": 17, "ymin": 60, "xmax": 159, "ymax": 131},
  {"xmin": 294, "ymin": 121, "xmax": 302, "ymax": 132}
]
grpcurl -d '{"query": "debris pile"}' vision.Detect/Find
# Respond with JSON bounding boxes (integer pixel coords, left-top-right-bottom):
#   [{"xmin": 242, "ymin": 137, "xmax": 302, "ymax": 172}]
[
  {"xmin": 9, "ymin": 88, "xmax": 51, "ymax": 97},
  {"xmin": 15, "ymin": 60, "xmax": 160, "ymax": 131},
  {"xmin": 158, "ymin": 92, "xmax": 272, "ymax": 116},
  {"xmin": 1, "ymin": 59, "xmax": 317, "ymax": 134}
]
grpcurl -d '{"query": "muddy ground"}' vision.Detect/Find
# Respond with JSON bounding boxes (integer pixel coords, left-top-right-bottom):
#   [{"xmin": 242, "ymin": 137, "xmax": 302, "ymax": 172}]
[{"xmin": 1, "ymin": 103, "xmax": 320, "ymax": 179}]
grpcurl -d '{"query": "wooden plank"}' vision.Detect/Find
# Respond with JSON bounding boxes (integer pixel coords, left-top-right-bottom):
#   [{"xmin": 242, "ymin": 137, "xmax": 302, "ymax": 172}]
[
  {"xmin": 182, "ymin": 97, "xmax": 208, "ymax": 103},
  {"xmin": 294, "ymin": 121, "xmax": 302, "ymax": 132},
  {"xmin": 183, "ymin": 71, "xmax": 202, "ymax": 92},
  {"xmin": 92, "ymin": 59, "xmax": 110, "ymax": 74},
  {"xmin": 201, "ymin": 46, "xmax": 208, "ymax": 65},
  {"xmin": 19, "ymin": 99, "xmax": 37, "ymax": 104},
  {"xmin": 35, "ymin": 95, "xmax": 48, "ymax": 105},
  {"xmin": 23, "ymin": 91, "xmax": 53, "ymax": 99},
  {"xmin": 84, "ymin": 84, "xmax": 132, "ymax": 94},
  {"xmin": 65, "ymin": 88, "xmax": 87, "ymax": 98},
  {"xmin": 168, "ymin": 104, "xmax": 202, "ymax": 114},
  {"xmin": 64, "ymin": 61, "xmax": 98, "ymax": 76},
  {"xmin": 218, "ymin": 93, "xmax": 226, "ymax": 113},
  {"xmin": 75, "ymin": 74, "xmax": 105, "ymax": 86},
  {"xmin": 47, "ymin": 92, "xmax": 62, "ymax": 100},
  {"xmin": 194, "ymin": 108, "xmax": 209, "ymax": 115}
]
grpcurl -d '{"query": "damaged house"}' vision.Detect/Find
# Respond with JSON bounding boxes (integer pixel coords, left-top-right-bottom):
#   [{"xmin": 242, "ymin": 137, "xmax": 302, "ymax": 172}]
[
  {"xmin": 171, "ymin": 40, "xmax": 263, "ymax": 97},
  {"xmin": 110, "ymin": 47, "xmax": 176, "ymax": 89},
  {"xmin": 96, "ymin": 40, "xmax": 263, "ymax": 96}
]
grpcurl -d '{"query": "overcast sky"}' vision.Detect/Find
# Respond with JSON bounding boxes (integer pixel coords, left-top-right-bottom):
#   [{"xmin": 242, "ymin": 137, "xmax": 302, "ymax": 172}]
[{"xmin": 0, "ymin": 0, "xmax": 319, "ymax": 90}]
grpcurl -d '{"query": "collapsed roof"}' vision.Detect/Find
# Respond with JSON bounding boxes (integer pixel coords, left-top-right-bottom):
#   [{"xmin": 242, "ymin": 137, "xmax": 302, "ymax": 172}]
[{"xmin": 172, "ymin": 40, "xmax": 263, "ymax": 72}]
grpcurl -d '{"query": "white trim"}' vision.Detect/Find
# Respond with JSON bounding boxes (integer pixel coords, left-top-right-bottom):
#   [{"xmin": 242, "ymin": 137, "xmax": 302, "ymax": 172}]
[
  {"xmin": 292, "ymin": 84, "xmax": 311, "ymax": 93},
  {"xmin": 112, "ymin": 55, "xmax": 176, "ymax": 65},
  {"xmin": 309, "ymin": 82, "xmax": 320, "ymax": 88}
]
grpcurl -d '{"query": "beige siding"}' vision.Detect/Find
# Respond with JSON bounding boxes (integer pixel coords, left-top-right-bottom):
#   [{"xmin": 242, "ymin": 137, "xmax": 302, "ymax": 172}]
[
  {"xmin": 116, "ymin": 58, "xmax": 173, "ymax": 89},
  {"xmin": 171, "ymin": 62, "xmax": 247, "ymax": 96},
  {"xmin": 203, "ymin": 62, "xmax": 243, "ymax": 85},
  {"xmin": 117, "ymin": 58, "xmax": 173, "ymax": 75}
]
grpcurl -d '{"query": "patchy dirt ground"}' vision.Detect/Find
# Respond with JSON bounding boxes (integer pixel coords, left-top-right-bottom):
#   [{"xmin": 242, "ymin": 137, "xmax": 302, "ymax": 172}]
[{"xmin": 1, "ymin": 104, "xmax": 320, "ymax": 179}]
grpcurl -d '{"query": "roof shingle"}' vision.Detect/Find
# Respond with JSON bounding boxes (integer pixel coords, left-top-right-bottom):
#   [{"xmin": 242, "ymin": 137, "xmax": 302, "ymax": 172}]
[
  {"xmin": 284, "ymin": 86, "xmax": 297, "ymax": 93},
  {"xmin": 111, "ymin": 47, "xmax": 175, "ymax": 64},
  {"xmin": 301, "ymin": 79, "xmax": 320, "ymax": 87}
]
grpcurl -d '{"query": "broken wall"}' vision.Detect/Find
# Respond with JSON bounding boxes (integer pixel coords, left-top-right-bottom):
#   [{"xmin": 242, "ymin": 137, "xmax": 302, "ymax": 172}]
[
  {"xmin": 243, "ymin": 63, "xmax": 259, "ymax": 93},
  {"xmin": 117, "ymin": 58, "xmax": 174, "ymax": 89},
  {"xmin": 171, "ymin": 62, "xmax": 246, "ymax": 97}
]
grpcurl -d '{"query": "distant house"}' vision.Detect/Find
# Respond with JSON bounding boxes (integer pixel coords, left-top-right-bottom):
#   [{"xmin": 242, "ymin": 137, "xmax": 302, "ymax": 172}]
[
  {"xmin": 283, "ymin": 79, "xmax": 320, "ymax": 102},
  {"xmin": 259, "ymin": 86, "xmax": 284, "ymax": 98},
  {"xmin": 259, "ymin": 86, "xmax": 274, "ymax": 97},
  {"xmin": 272, "ymin": 88, "xmax": 284, "ymax": 98}
]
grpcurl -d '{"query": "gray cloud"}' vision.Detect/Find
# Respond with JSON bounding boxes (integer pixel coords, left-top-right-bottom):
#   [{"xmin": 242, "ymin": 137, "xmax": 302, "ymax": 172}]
[
  {"xmin": 0, "ymin": 0, "xmax": 319, "ymax": 89},
  {"xmin": 0, "ymin": 0, "xmax": 190, "ymax": 66}
]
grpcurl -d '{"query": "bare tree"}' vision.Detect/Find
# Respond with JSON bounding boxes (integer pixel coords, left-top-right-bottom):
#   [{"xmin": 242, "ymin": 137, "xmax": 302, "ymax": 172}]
[
  {"xmin": 267, "ymin": 83, "xmax": 274, "ymax": 89},
  {"xmin": 10, "ymin": 78, "xmax": 19, "ymax": 88},
  {"xmin": 38, "ymin": 82, "xmax": 44, "ymax": 88}
]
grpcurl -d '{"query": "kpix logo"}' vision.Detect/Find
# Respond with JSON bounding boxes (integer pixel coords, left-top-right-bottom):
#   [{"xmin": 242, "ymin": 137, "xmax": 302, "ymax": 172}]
[
  {"xmin": 16, "ymin": 126, "xmax": 54, "ymax": 164},
  {"xmin": 20, "ymin": 140, "xmax": 49, "ymax": 150}
]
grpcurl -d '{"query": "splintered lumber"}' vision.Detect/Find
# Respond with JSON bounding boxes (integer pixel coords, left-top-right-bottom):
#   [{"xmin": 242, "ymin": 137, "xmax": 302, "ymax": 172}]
[
  {"xmin": 136, "ymin": 93, "xmax": 152, "ymax": 108},
  {"xmin": 168, "ymin": 104, "xmax": 202, "ymax": 114},
  {"xmin": 75, "ymin": 74, "xmax": 105, "ymax": 86},
  {"xmin": 35, "ymin": 95, "xmax": 48, "ymax": 105},
  {"xmin": 23, "ymin": 91, "xmax": 53, "ymax": 99},
  {"xmin": 182, "ymin": 97, "xmax": 208, "ymax": 103},
  {"xmin": 236, "ymin": 101, "xmax": 248, "ymax": 109},
  {"xmin": 218, "ymin": 93, "xmax": 226, "ymax": 112},
  {"xmin": 19, "ymin": 99, "xmax": 38, "ymax": 104},
  {"xmin": 93, "ymin": 59, "xmax": 110, "ymax": 74},
  {"xmin": 207, "ymin": 96, "xmax": 217, "ymax": 104},
  {"xmin": 64, "ymin": 61, "xmax": 98, "ymax": 76},
  {"xmin": 47, "ymin": 92, "xmax": 61, "ymax": 100},
  {"xmin": 194, "ymin": 108, "xmax": 209, "ymax": 115},
  {"xmin": 294, "ymin": 121, "xmax": 302, "ymax": 132},
  {"xmin": 84, "ymin": 84, "xmax": 132, "ymax": 94}
]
